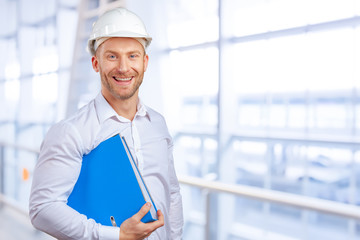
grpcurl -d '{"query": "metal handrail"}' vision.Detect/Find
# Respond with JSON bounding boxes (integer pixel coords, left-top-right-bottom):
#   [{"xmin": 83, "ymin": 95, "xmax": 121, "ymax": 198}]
[
  {"xmin": 0, "ymin": 193, "xmax": 28, "ymax": 216},
  {"xmin": 0, "ymin": 142, "xmax": 39, "ymax": 216},
  {"xmin": 178, "ymin": 175, "xmax": 360, "ymax": 221},
  {"xmin": 0, "ymin": 141, "xmax": 39, "ymax": 154},
  {"xmin": 0, "ymin": 142, "xmax": 359, "ymax": 227}
]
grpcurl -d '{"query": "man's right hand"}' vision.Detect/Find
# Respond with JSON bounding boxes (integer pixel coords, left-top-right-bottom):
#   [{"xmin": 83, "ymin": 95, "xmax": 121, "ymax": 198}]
[{"xmin": 119, "ymin": 202, "xmax": 164, "ymax": 240}]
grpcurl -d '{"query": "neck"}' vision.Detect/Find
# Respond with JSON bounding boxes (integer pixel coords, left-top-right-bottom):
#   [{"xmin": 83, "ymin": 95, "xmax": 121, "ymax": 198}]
[{"xmin": 102, "ymin": 92, "xmax": 138, "ymax": 121}]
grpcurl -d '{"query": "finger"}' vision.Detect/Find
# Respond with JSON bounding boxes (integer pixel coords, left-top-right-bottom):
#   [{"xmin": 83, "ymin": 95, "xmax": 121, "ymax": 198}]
[
  {"xmin": 132, "ymin": 202, "xmax": 151, "ymax": 222},
  {"xmin": 157, "ymin": 210, "xmax": 164, "ymax": 223},
  {"xmin": 144, "ymin": 232, "xmax": 152, "ymax": 239},
  {"xmin": 139, "ymin": 210, "xmax": 164, "ymax": 236},
  {"xmin": 148, "ymin": 210, "xmax": 165, "ymax": 229}
]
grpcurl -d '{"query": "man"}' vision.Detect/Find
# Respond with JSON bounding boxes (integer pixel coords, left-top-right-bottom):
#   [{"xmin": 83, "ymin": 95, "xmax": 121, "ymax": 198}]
[{"xmin": 29, "ymin": 7, "xmax": 184, "ymax": 240}]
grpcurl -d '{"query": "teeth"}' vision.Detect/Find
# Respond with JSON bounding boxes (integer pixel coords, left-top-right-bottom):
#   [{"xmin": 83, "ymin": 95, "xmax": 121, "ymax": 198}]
[{"xmin": 114, "ymin": 77, "xmax": 132, "ymax": 81}]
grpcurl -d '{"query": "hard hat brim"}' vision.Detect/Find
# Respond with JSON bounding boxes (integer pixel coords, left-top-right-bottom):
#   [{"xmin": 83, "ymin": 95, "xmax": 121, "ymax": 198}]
[{"xmin": 88, "ymin": 31, "xmax": 152, "ymax": 55}]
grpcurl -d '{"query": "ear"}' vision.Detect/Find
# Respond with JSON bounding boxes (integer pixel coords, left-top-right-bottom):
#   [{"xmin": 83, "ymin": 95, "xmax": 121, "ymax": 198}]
[
  {"xmin": 91, "ymin": 55, "xmax": 99, "ymax": 72},
  {"xmin": 143, "ymin": 54, "xmax": 149, "ymax": 72}
]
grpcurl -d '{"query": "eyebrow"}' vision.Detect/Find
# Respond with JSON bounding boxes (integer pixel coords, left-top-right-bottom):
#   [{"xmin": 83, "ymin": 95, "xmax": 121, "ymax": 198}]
[
  {"xmin": 128, "ymin": 50, "xmax": 143, "ymax": 56},
  {"xmin": 103, "ymin": 50, "xmax": 117, "ymax": 55},
  {"xmin": 103, "ymin": 50, "xmax": 143, "ymax": 55}
]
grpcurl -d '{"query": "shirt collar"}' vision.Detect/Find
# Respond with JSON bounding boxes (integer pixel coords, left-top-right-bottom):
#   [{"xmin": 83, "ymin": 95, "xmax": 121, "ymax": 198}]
[
  {"xmin": 136, "ymin": 98, "xmax": 150, "ymax": 119},
  {"xmin": 95, "ymin": 93, "xmax": 151, "ymax": 124}
]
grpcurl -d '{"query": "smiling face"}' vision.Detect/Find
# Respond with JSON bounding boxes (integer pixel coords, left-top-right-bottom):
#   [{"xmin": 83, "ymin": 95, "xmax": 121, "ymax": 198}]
[{"xmin": 91, "ymin": 37, "xmax": 149, "ymax": 105}]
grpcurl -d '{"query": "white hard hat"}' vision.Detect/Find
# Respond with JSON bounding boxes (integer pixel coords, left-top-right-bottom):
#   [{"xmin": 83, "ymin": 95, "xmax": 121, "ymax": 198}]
[{"xmin": 88, "ymin": 8, "xmax": 152, "ymax": 55}]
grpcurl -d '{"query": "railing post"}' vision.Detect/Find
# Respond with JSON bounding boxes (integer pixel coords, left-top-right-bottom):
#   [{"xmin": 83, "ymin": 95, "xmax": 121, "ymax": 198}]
[
  {"xmin": 0, "ymin": 145, "xmax": 4, "ymax": 209},
  {"xmin": 204, "ymin": 189, "xmax": 210, "ymax": 240},
  {"xmin": 204, "ymin": 189, "xmax": 218, "ymax": 240}
]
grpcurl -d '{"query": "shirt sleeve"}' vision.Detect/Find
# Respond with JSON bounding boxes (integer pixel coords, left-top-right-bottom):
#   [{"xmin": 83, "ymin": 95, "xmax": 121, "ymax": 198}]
[
  {"xmin": 167, "ymin": 138, "xmax": 184, "ymax": 239},
  {"xmin": 29, "ymin": 121, "xmax": 120, "ymax": 240}
]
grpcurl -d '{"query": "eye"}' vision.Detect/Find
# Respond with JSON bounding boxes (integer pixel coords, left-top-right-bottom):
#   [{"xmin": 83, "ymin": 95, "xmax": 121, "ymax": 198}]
[
  {"xmin": 130, "ymin": 54, "xmax": 139, "ymax": 59},
  {"xmin": 107, "ymin": 54, "xmax": 116, "ymax": 60}
]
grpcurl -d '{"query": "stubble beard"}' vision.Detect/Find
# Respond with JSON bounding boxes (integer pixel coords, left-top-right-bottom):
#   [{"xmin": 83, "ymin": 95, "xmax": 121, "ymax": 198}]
[{"xmin": 101, "ymin": 71, "xmax": 144, "ymax": 100}]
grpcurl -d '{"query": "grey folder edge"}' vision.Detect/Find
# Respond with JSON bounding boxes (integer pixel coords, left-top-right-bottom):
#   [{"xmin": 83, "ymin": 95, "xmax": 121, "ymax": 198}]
[{"xmin": 67, "ymin": 134, "xmax": 158, "ymax": 226}]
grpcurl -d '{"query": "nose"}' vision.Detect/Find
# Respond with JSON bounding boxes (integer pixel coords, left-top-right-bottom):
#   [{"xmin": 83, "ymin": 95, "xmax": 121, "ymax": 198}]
[{"xmin": 117, "ymin": 57, "xmax": 130, "ymax": 73}]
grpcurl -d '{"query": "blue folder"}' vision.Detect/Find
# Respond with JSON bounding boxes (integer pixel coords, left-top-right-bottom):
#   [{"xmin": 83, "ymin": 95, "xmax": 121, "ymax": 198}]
[{"xmin": 67, "ymin": 134, "xmax": 158, "ymax": 226}]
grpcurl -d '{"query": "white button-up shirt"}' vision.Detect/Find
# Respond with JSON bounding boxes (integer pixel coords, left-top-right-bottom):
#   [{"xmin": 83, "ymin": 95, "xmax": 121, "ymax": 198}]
[{"xmin": 29, "ymin": 93, "xmax": 184, "ymax": 240}]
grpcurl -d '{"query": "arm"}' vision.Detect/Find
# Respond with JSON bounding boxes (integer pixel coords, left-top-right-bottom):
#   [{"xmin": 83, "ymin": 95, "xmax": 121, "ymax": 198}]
[
  {"xmin": 167, "ymin": 141, "xmax": 184, "ymax": 239},
  {"xmin": 29, "ymin": 122, "xmax": 119, "ymax": 240}
]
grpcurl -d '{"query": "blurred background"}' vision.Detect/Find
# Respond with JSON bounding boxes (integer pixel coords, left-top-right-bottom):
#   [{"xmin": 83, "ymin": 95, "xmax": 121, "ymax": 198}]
[{"xmin": 1, "ymin": 0, "xmax": 360, "ymax": 239}]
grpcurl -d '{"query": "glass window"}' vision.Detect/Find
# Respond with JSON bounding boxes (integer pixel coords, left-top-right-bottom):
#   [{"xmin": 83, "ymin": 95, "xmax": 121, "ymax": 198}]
[
  {"xmin": 164, "ymin": 47, "xmax": 219, "ymax": 131},
  {"xmin": 4, "ymin": 79, "xmax": 20, "ymax": 102},
  {"xmin": 166, "ymin": 0, "xmax": 218, "ymax": 48},
  {"xmin": 32, "ymin": 73, "xmax": 58, "ymax": 103},
  {"xmin": 223, "ymin": 0, "xmax": 356, "ymax": 38}
]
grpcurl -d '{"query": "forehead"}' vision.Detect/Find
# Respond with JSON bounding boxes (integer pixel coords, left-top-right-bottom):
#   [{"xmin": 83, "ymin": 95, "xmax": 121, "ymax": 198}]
[{"xmin": 98, "ymin": 37, "xmax": 144, "ymax": 54}]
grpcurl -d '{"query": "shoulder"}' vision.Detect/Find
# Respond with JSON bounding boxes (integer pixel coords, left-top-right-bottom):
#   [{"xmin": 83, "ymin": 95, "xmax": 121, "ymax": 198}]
[
  {"xmin": 52, "ymin": 100, "xmax": 95, "ymax": 132},
  {"xmin": 145, "ymin": 105, "xmax": 169, "ymax": 129},
  {"xmin": 142, "ymin": 105, "xmax": 173, "ymax": 145},
  {"xmin": 144, "ymin": 105, "xmax": 165, "ymax": 122},
  {"xmin": 65, "ymin": 99, "xmax": 97, "ymax": 129},
  {"xmin": 42, "ymin": 99, "xmax": 99, "ymax": 153}
]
